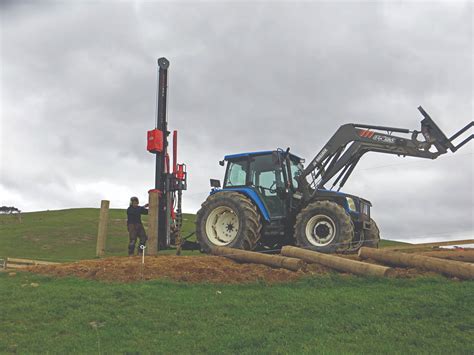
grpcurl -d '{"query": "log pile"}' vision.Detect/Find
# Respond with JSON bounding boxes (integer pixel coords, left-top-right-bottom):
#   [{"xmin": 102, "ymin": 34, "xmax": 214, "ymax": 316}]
[
  {"xmin": 3, "ymin": 257, "xmax": 60, "ymax": 269},
  {"xmin": 384, "ymin": 239, "xmax": 474, "ymax": 252},
  {"xmin": 358, "ymin": 247, "xmax": 474, "ymax": 280},
  {"xmin": 282, "ymin": 246, "xmax": 396, "ymax": 277},
  {"xmin": 211, "ymin": 246, "xmax": 306, "ymax": 272}
]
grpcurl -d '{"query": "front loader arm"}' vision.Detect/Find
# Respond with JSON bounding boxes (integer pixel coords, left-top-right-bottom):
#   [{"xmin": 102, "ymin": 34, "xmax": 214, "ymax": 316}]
[{"xmin": 298, "ymin": 106, "xmax": 473, "ymax": 197}]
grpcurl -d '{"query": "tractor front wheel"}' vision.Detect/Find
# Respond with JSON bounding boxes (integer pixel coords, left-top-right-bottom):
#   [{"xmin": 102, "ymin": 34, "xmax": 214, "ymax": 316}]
[
  {"xmin": 195, "ymin": 192, "xmax": 262, "ymax": 253},
  {"xmin": 294, "ymin": 200, "xmax": 354, "ymax": 253}
]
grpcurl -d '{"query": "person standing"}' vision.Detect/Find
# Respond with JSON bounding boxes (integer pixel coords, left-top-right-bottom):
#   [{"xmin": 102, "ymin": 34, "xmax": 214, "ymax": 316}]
[{"xmin": 127, "ymin": 197, "xmax": 149, "ymax": 256}]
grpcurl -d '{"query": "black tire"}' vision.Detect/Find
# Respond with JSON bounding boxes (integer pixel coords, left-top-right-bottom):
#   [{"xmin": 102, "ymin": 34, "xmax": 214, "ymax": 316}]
[
  {"xmin": 362, "ymin": 218, "xmax": 380, "ymax": 248},
  {"xmin": 294, "ymin": 200, "xmax": 354, "ymax": 253},
  {"xmin": 195, "ymin": 192, "xmax": 262, "ymax": 253}
]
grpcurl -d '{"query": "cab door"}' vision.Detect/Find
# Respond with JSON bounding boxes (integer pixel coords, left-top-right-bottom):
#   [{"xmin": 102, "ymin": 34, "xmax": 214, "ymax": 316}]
[{"xmin": 249, "ymin": 155, "xmax": 286, "ymax": 218}]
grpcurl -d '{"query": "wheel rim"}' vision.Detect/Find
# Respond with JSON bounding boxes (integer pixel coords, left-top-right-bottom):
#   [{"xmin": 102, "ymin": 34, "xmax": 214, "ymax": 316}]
[
  {"xmin": 305, "ymin": 214, "xmax": 337, "ymax": 247},
  {"xmin": 205, "ymin": 206, "xmax": 240, "ymax": 246}
]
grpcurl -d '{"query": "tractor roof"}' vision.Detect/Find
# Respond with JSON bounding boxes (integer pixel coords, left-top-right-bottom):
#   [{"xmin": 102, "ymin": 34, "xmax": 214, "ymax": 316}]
[{"xmin": 224, "ymin": 150, "xmax": 303, "ymax": 161}]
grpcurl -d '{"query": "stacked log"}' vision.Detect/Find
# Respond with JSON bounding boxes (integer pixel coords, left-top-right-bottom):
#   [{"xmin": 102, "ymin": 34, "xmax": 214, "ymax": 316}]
[
  {"xmin": 420, "ymin": 250, "xmax": 474, "ymax": 263},
  {"xmin": 281, "ymin": 246, "xmax": 395, "ymax": 277},
  {"xmin": 384, "ymin": 239, "xmax": 474, "ymax": 251},
  {"xmin": 358, "ymin": 247, "xmax": 474, "ymax": 280},
  {"xmin": 4, "ymin": 257, "xmax": 60, "ymax": 269},
  {"xmin": 211, "ymin": 246, "xmax": 306, "ymax": 272}
]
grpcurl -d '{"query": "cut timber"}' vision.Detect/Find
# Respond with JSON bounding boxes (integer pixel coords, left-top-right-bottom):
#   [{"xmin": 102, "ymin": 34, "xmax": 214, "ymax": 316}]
[
  {"xmin": 5, "ymin": 263, "xmax": 30, "ymax": 269},
  {"xmin": 7, "ymin": 258, "xmax": 60, "ymax": 266},
  {"xmin": 384, "ymin": 239, "xmax": 474, "ymax": 251},
  {"xmin": 281, "ymin": 246, "xmax": 395, "ymax": 277},
  {"xmin": 359, "ymin": 247, "xmax": 474, "ymax": 280},
  {"xmin": 420, "ymin": 250, "xmax": 474, "ymax": 263},
  {"xmin": 5, "ymin": 257, "xmax": 60, "ymax": 270},
  {"xmin": 211, "ymin": 246, "xmax": 306, "ymax": 272}
]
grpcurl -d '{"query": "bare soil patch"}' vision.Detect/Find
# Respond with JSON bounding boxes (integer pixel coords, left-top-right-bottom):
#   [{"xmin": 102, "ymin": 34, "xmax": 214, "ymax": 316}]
[
  {"xmin": 27, "ymin": 255, "xmax": 316, "ymax": 284},
  {"xmin": 25, "ymin": 249, "xmax": 471, "ymax": 283}
]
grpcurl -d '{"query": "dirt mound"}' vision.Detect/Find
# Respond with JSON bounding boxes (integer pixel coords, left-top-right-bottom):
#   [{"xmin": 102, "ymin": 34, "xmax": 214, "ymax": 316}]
[
  {"xmin": 27, "ymin": 255, "xmax": 328, "ymax": 283},
  {"xmin": 26, "ymin": 249, "xmax": 467, "ymax": 283}
]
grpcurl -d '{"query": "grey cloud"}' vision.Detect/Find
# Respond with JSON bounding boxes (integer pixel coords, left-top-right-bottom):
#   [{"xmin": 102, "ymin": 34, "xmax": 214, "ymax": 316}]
[{"xmin": 1, "ymin": 1, "xmax": 472, "ymax": 242}]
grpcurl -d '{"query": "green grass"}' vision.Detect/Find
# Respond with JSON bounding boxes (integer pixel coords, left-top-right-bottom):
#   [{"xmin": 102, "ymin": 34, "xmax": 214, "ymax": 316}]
[
  {"xmin": 1, "ymin": 273, "xmax": 472, "ymax": 354},
  {"xmin": 0, "ymin": 208, "xmax": 408, "ymax": 262},
  {"xmin": 0, "ymin": 209, "xmax": 197, "ymax": 262},
  {"xmin": 379, "ymin": 239, "xmax": 411, "ymax": 248},
  {"xmin": 1, "ymin": 209, "xmax": 472, "ymax": 353}
]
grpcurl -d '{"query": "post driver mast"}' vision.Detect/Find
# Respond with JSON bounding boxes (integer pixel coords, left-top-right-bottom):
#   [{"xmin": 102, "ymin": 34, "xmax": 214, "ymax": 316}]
[{"xmin": 147, "ymin": 57, "xmax": 187, "ymax": 250}]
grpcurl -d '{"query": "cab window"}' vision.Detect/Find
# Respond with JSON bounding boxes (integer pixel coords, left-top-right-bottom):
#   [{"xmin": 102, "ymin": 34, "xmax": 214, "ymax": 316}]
[
  {"xmin": 224, "ymin": 160, "xmax": 247, "ymax": 187},
  {"xmin": 289, "ymin": 159, "xmax": 304, "ymax": 189}
]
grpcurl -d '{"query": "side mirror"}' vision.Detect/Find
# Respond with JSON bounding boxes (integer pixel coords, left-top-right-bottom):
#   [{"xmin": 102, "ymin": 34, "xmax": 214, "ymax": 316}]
[
  {"xmin": 210, "ymin": 179, "xmax": 221, "ymax": 188},
  {"xmin": 219, "ymin": 160, "xmax": 225, "ymax": 166}
]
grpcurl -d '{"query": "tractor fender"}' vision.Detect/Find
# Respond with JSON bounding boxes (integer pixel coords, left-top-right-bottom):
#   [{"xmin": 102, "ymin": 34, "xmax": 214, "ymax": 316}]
[{"xmin": 210, "ymin": 188, "xmax": 270, "ymax": 222}]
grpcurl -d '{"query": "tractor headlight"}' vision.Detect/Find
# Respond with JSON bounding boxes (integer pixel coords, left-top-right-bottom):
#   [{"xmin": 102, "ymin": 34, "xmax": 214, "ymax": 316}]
[{"xmin": 346, "ymin": 197, "xmax": 357, "ymax": 211}]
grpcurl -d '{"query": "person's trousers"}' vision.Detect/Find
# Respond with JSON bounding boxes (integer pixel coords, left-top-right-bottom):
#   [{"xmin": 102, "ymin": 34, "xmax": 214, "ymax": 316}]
[{"xmin": 127, "ymin": 223, "xmax": 148, "ymax": 255}]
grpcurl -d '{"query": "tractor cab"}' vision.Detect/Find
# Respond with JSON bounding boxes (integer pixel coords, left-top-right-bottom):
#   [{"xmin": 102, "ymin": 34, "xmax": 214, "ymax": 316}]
[{"xmin": 217, "ymin": 150, "xmax": 304, "ymax": 220}]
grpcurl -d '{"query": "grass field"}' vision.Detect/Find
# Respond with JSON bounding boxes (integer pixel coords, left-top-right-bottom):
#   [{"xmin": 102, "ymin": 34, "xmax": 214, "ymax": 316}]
[
  {"xmin": 0, "ymin": 209, "xmax": 198, "ymax": 261},
  {"xmin": 1, "ymin": 209, "xmax": 472, "ymax": 354},
  {"xmin": 0, "ymin": 208, "xmax": 408, "ymax": 262},
  {"xmin": 1, "ymin": 272, "xmax": 473, "ymax": 353}
]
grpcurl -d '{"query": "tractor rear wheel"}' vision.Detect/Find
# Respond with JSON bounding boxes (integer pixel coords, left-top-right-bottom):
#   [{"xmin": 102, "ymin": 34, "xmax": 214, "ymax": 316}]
[
  {"xmin": 294, "ymin": 200, "xmax": 354, "ymax": 253},
  {"xmin": 196, "ymin": 192, "xmax": 262, "ymax": 253},
  {"xmin": 362, "ymin": 218, "xmax": 380, "ymax": 248}
]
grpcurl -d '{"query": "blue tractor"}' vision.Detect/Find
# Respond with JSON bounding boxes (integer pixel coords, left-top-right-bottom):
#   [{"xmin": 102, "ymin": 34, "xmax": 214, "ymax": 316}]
[{"xmin": 196, "ymin": 107, "xmax": 473, "ymax": 253}]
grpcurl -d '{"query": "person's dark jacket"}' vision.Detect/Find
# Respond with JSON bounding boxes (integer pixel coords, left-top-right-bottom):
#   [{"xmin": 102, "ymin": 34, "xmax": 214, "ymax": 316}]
[{"xmin": 127, "ymin": 206, "xmax": 148, "ymax": 225}]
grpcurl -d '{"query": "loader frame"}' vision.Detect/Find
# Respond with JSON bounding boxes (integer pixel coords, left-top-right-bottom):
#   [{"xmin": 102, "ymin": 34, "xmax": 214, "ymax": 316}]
[{"xmin": 297, "ymin": 106, "xmax": 474, "ymax": 200}]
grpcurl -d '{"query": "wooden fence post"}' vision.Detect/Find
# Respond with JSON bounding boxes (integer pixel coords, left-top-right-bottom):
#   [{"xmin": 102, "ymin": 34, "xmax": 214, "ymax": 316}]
[
  {"xmin": 147, "ymin": 191, "xmax": 159, "ymax": 255},
  {"xmin": 96, "ymin": 200, "xmax": 109, "ymax": 257}
]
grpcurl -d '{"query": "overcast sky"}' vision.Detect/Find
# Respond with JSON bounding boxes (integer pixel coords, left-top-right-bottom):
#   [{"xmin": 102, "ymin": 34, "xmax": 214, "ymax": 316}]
[{"xmin": 1, "ymin": 0, "xmax": 472, "ymax": 242}]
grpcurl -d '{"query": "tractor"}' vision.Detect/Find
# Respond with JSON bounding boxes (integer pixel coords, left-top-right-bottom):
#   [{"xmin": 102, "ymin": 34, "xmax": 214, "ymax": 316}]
[{"xmin": 196, "ymin": 107, "xmax": 473, "ymax": 253}]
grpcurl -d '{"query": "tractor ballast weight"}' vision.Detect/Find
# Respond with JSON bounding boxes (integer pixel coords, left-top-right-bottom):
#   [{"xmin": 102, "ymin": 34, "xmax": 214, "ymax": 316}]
[{"xmin": 196, "ymin": 107, "xmax": 473, "ymax": 253}]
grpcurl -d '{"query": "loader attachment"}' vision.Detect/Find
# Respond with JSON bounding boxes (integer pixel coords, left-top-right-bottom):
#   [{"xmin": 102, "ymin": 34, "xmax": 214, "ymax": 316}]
[
  {"xmin": 298, "ymin": 106, "xmax": 473, "ymax": 198},
  {"xmin": 417, "ymin": 106, "xmax": 474, "ymax": 153}
]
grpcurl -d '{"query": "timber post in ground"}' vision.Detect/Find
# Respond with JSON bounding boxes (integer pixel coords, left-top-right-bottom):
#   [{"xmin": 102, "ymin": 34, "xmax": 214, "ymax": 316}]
[
  {"xmin": 147, "ymin": 191, "xmax": 159, "ymax": 255},
  {"xmin": 96, "ymin": 200, "xmax": 110, "ymax": 257}
]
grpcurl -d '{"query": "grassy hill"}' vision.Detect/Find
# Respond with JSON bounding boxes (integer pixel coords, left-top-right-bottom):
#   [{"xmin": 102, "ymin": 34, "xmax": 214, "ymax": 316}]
[
  {"xmin": 0, "ymin": 208, "xmax": 408, "ymax": 261},
  {"xmin": 0, "ymin": 209, "xmax": 197, "ymax": 261},
  {"xmin": 1, "ymin": 209, "xmax": 472, "ymax": 354}
]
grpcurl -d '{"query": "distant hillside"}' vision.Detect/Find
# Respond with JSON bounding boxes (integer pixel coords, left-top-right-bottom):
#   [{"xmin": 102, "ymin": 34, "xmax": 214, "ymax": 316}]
[
  {"xmin": 0, "ymin": 208, "xmax": 409, "ymax": 262},
  {"xmin": 0, "ymin": 208, "xmax": 196, "ymax": 261}
]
